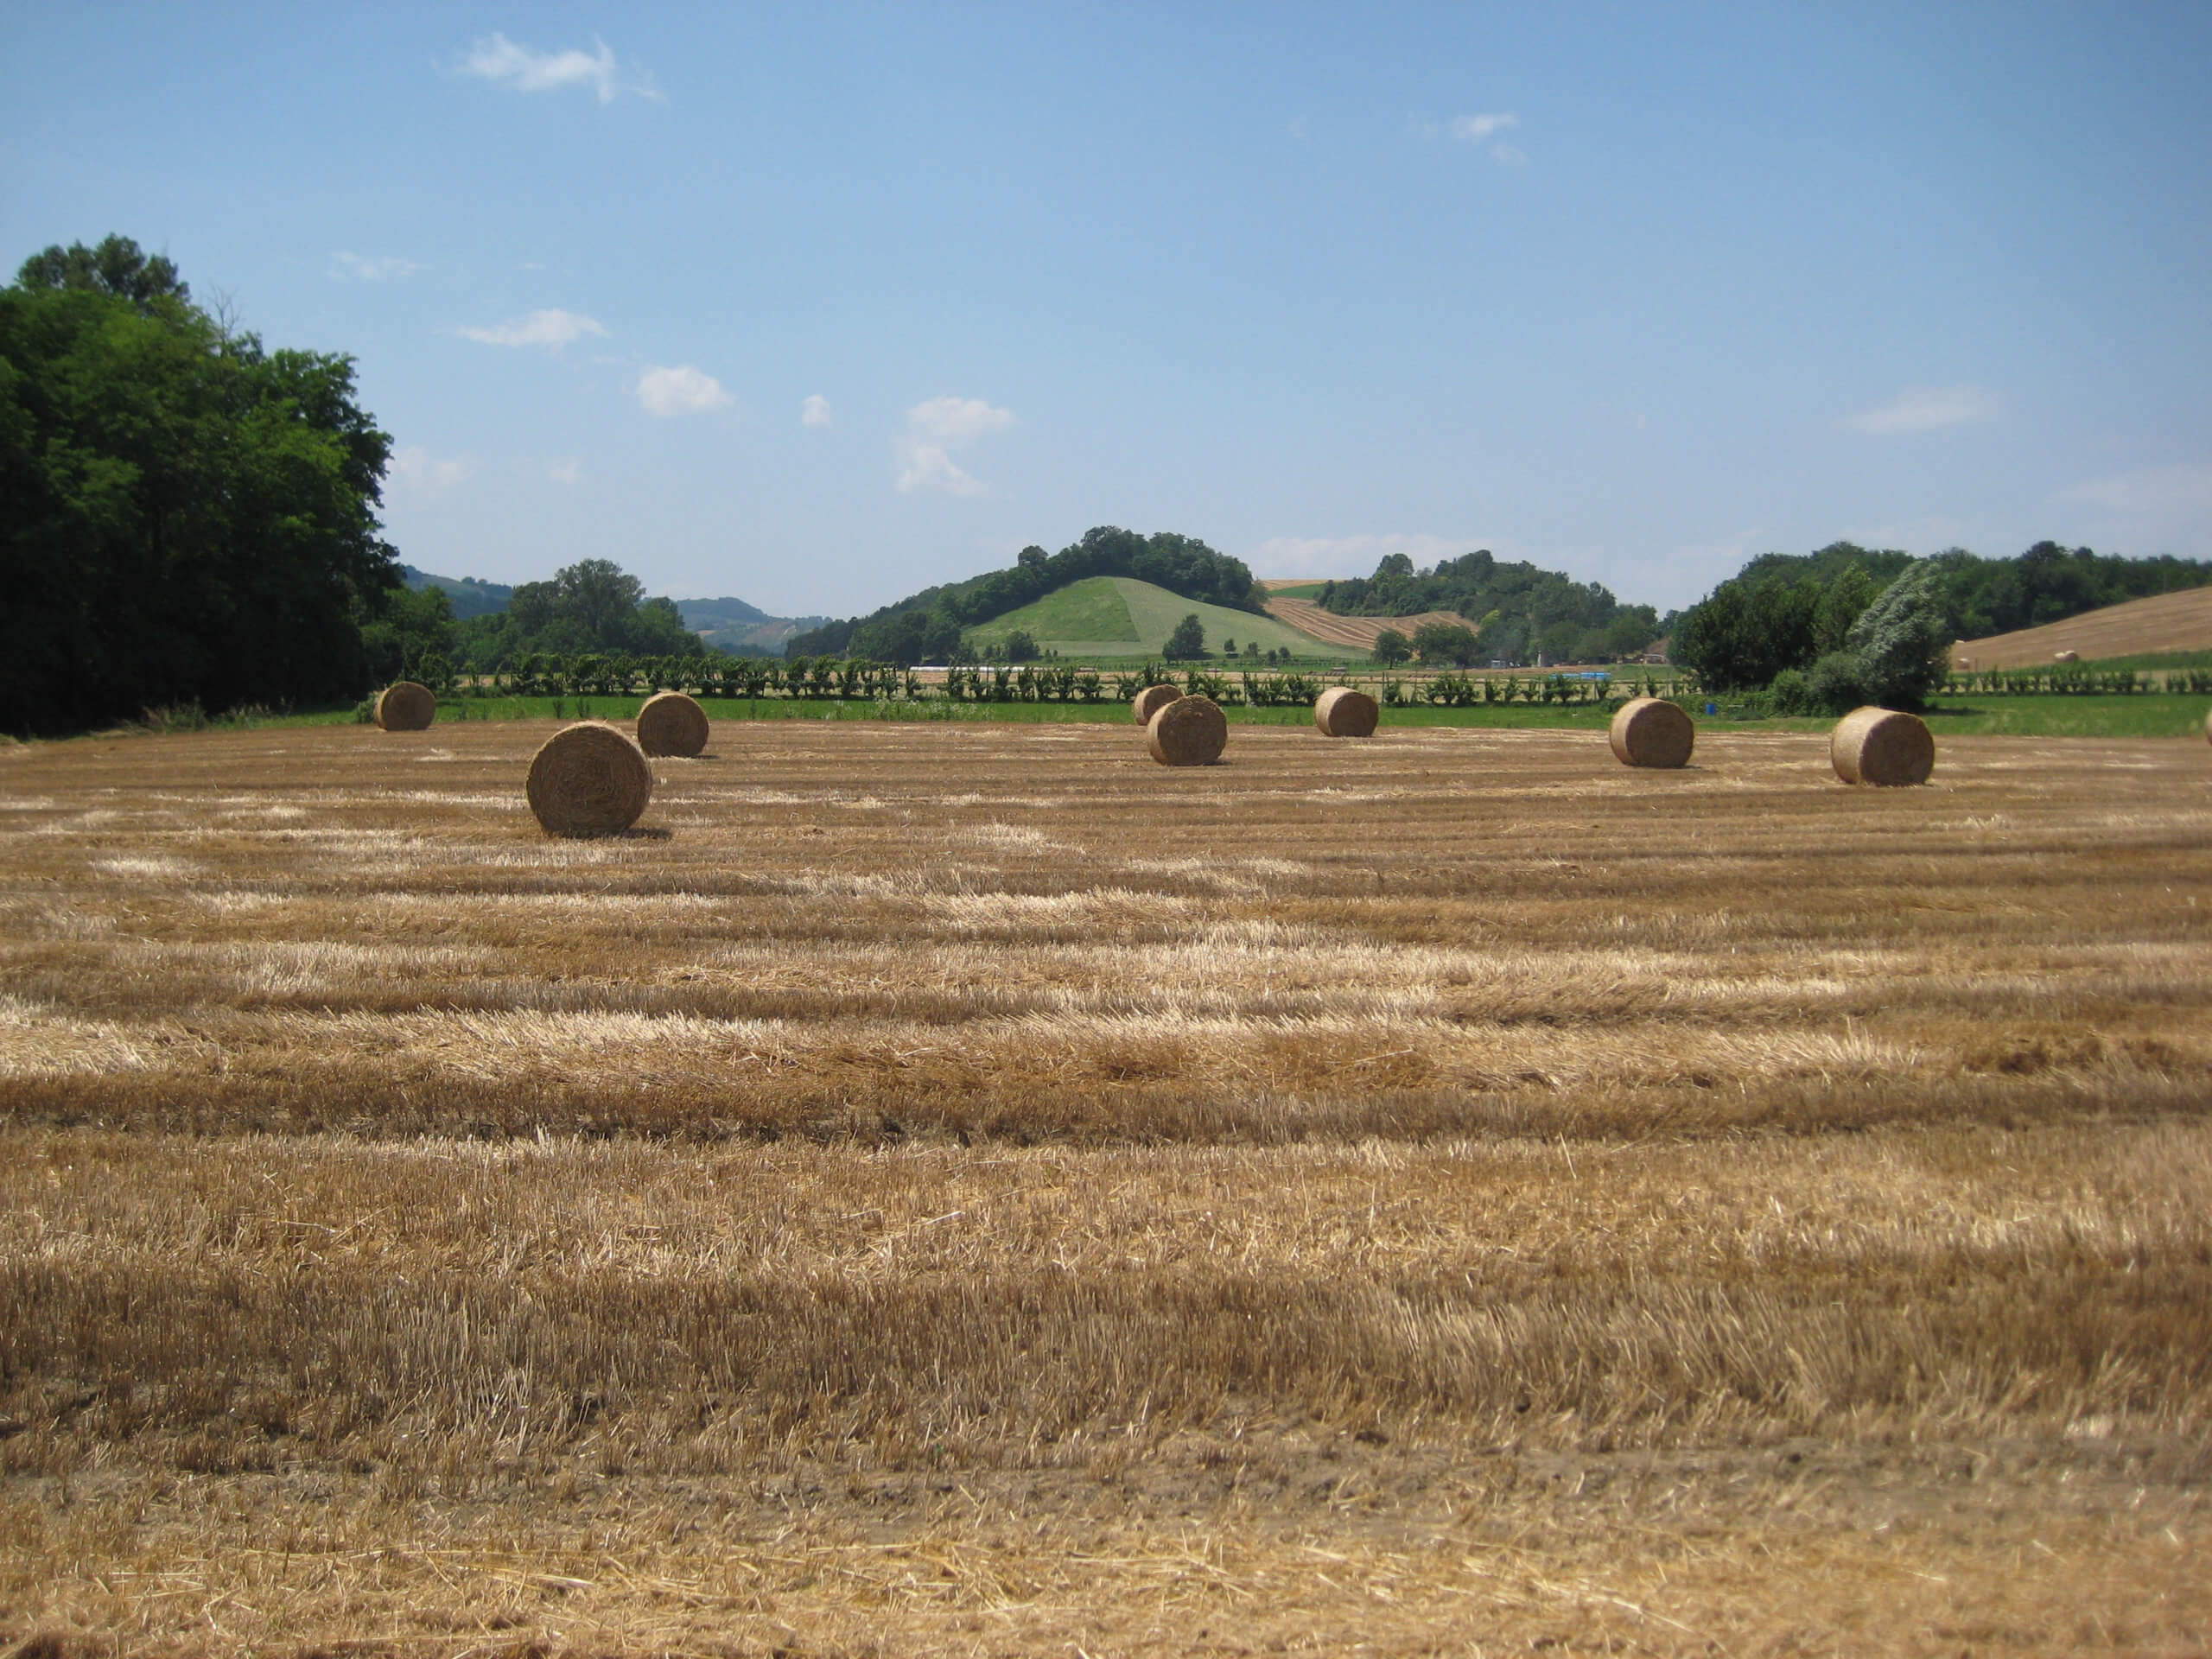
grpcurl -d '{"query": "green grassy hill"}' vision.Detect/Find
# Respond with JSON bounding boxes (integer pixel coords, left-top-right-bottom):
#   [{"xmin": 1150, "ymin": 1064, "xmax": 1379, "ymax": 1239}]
[{"xmin": 965, "ymin": 576, "xmax": 1339, "ymax": 661}]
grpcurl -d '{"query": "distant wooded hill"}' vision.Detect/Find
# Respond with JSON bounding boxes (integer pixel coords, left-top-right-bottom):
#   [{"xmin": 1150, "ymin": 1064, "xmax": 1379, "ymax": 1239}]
[
  {"xmin": 786, "ymin": 526, "xmax": 1260, "ymax": 664},
  {"xmin": 401, "ymin": 567, "xmax": 823, "ymax": 658},
  {"xmin": 400, "ymin": 566, "xmax": 513, "ymax": 621},
  {"xmin": 1315, "ymin": 550, "xmax": 1663, "ymax": 664},
  {"xmin": 676, "ymin": 597, "xmax": 831, "ymax": 658}
]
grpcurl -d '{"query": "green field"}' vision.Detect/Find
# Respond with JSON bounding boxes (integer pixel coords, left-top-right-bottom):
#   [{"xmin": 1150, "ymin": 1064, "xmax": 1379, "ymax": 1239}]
[
  {"xmin": 1264, "ymin": 580, "xmax": 1332, "ymax": 598},
  {"xmin": 74, "ymin": 689, "xmax": 2212, "ymax": 741},
  {"xmin": 964, "ymin": 575, "xmax": 1329, "ymax": 661},
  {"xmin": 2073, "ymin": 649, "xmax": 2212, "ymax": 673}
]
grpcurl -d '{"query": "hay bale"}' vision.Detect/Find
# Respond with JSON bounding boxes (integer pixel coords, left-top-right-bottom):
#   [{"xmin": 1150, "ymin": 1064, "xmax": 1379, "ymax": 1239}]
[
  {"xmin": 1830, "ymin": 705, "xmax": 1935, "ymax": 786},
  {"xmin": 526, "ymin": 721, "xmax": 654, "ymax": 837},
  {"xmin": 374, "ymin": 681, "xmax": 435, "ymax": 731},
  {"xmin": 1607, "ymin": 696, "xmax": 1694, "ymax": 769},
  {"xmin": 2055, "ymin": 649, "xmax": 2080, "ymax": 664},
  {"xmin": 1146, "ymin": 695, "xmax": 1228, "ymax": 766},
  {"xmin": 1313, "ymin": 686, "xmax": 1379, "ymax": 738},
  {"xmin": 2203, "ymin": 706, "xmax": 2211, "ymax": 747},
  {"xmin": 1132, "ymin": 683, "xmax": 1183, "ymax": 725},
  {"xmin": 636, "ymin": 690, "xmax": 709, "ymax": 757}
]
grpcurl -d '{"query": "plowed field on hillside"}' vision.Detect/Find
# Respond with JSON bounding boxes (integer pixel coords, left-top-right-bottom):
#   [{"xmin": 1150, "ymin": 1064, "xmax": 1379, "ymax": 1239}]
[
  {"xmin": 1953, "ymin": 584, "xmax": 2212, "ymax": 668},
  {"xmin": 1263, "ymin": 592, "xmax": 1478, "ymax": 650}
]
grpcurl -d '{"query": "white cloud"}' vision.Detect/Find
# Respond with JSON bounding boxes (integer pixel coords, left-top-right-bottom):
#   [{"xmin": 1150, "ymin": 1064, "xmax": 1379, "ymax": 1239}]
[
  {"xmin": 1840, "ymin": 385, "xmax": 2000, "ymax": 435},
  {"xmin": 385, "ymin": 446, "xmax": 477, "ymax": 497},
  {"xmin": 1244, "ymin": 532, "xmax": 1478, "ymax": 579},
  {"xmin": 454, "ymin": 34, "xmax": 662, "ymax": 104},
  {"xmin": 2057, "ymin": 461, "xmax": 2212, "ymax": 518},
  {"xmin": 801, "ymin": 394, "xmax": 834, "ymax": 429},
  {"xmin": 331, "ymin": 251, "xmax": 421, "ymax": 282},
  {"xmin": 1450, "ymin": 112, "xmax": 1518, "ymax": 143},
  {"xmin": 895, "ymin": 397, "xmax": 1015, "ymax": 496},
  {"xmin": 897, "ymin": 447, "xmax": 988, "ymax": 497},
  {"xmin": 1489, "ymin": 143, "xmax": 1528, "ymax": 165},
  {"xmin": 636, "ymin": 364, "xmax": 732, "ymax": 417},
  {"xmin": 907, "ymin": 396, "xmax": 1016, "ymax": 443},
  {"xmin": 547, "ymin": 458, "xmax": 584, "ymax": 486},
  {"xmin": 456, "ymin": 309, "xmax": 609, "ymax": 349}
]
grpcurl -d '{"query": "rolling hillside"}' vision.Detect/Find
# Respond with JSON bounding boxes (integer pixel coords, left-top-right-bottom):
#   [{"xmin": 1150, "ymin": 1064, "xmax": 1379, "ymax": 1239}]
[
  {"xmin": 965, "ymin": 576, "xmax": 1343, "ymax": 660},
  {"xmin": 1951, "ymin": 587, "xmax": 2212, "ymax": 669},
  {"xmin": 677, "ymin": 597, "xmax": 830, "ymax": 657}
]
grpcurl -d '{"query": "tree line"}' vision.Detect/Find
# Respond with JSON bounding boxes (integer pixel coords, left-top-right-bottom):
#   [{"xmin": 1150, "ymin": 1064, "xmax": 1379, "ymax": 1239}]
[
  {"xmin": 1671, "ymin": 540, "xmax": 2212, "ymax": 712},
  {"xmin": 1, "ymin": 237, "xmax": 399, "ymax": 734},
  {"xmin": 787, "ymin": 526, "xmax": 1262, "ymax": 665},
  {"xmin": 1317, "ymin": 549, "xmax": 1665, "ymax": 665}
]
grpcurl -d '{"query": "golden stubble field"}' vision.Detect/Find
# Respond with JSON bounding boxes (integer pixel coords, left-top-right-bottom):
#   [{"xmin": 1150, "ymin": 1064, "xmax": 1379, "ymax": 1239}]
[{"xmin": 2, "ymin": 715, "xmax": 2209, "ymax": 1656}]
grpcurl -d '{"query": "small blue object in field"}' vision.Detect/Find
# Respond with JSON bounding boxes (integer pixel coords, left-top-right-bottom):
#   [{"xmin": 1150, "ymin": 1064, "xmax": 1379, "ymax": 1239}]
[{"xmin": 1705, "ymin": 702, "xmax": 1718, "ymax": 715}]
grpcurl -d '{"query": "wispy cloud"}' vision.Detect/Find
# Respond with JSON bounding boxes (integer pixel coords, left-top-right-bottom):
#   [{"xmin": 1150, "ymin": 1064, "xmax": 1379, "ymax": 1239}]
[
  {"xmin": 1840, "ymin": 385, "xmax": 1999, "ymax": 435},
  {"xmin": 2058, "ymin": 461, "xmax": 2212, "ymax": 517},
  {"xmin": 1450, "ymin": 112, "xmax": 1517, "ymax": 143},
  {"xmin": 456, "ymin": 309, "xmax": 609, "ymax": 349},
  {"xmin": 1245, "ymin": 532, "xmax": 1476, "ymax": 579},
  {"xmin": 897, "ymin": 397, "xmax": 1015, "ymax": 497},
  {"xmin": 454, "ymin": 34, "xmax": 663, "ymax": 104},
  {"xmin": 330, "ymin": 251, "xmax": 421, "ymax": 282},
  {"xmin": 1440, "ymin": 111, "xmax": 1524, "ymax": 163},
  {"xmin": 801, "ymin": 394, "xmax": 834, "ymax": 429},
  {"xmin": 547, "ymin": 459, "xmax": 584, "ymax": 486},
  {"xmin": 385, "ymin": 446, "xmax": 477, "ymax": 498},
  {"xmin": 636, "ymin": 365, "xmax": 732, "ymax": 418}
]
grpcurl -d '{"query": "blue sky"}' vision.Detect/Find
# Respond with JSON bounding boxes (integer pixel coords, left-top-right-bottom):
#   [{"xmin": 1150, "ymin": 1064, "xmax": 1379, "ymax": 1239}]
[{"xmin": 5, "ymin": 3, "xmax": 2208, "ymax": 617}]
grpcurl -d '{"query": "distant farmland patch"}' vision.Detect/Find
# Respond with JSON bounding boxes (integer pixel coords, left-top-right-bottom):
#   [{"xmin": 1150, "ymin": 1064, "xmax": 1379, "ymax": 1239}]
[{"xmin": 966, "ymin": 576, "xmax": 1329, "ymax": 659}]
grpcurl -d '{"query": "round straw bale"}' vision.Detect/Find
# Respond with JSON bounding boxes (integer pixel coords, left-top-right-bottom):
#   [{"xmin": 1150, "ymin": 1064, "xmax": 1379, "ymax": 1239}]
[
  {"xmin": 526, "ymin": 721, "xmax": 654, "ymax": 837},
  {"xmin": 1132, "ymin": 683, "xmax": 1183, "ymax": 725},
  {"xmin": 1830, "ymin": 705, "xmax": 1935, "ymax": 786},
  {"xmin": 374, "ymin": 681, "xmax": 435, "ymax": 731},
  {"xmin": 1313, "ymin": 685, "xmax": 1379, "ymax": 738},
  {"xmin": 1607, "ymin": 696, "xmax": 1694, "ymax": 768},
  {"xmin": 1146, "ymin": 695, "xmax": 1228, "ymax": 766},
  {"xmin": 636, "ymin": 690, "xmax": 709, "ymax": 757},
  {"xmin": 2203, "ymin": 706, "xmax": 2210, "ymax": 747},
  {"xmin": 2055, "ymin": 649, "xmax": 2079, "ymax": 664}
]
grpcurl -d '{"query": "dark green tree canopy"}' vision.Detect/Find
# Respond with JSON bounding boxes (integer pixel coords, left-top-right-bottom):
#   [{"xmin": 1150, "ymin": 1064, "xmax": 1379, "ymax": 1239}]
[
  {"xmin": 2, "ymin": 238, "xmax": 398, "ymax": 734},
  {"xmin": 452, "ymin": 558, "xmax": 704, "ymax": 668},
  {"xmin": 1163, "ymin": 613, "xmax": 1207, "ymax": 661},
  {"xmin": 16, "ymin": 236, "xmax": 190, "ymax": 312},
  {"xmin": 1674, "ymin": 539, "xmax": 2212, "ymax": 700},
  {"xmin": 1411, "ymin": 620, "xmax": 1480, "ymax": 667},
  {"xmin": 1317, "ymin": 548, "xmax": 1660, "ymax": 664}
]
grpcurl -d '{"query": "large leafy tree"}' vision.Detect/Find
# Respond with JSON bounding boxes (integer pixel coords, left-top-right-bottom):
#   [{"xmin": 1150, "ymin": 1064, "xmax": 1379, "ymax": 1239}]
[
  {"xmin": 1163, "ymin": 613, "xmax": 1206, "ymax": 660},
  {"xmin": 457, "ymin": 558, "xmax": 703, "ymax": 666},
  {"xmin": 2, "ymin": 238, "xmax": 398, "ymax": 733},
  {"xmin": 1846, "ymin": 560, "xmax": 1951, "ymax": 709}
]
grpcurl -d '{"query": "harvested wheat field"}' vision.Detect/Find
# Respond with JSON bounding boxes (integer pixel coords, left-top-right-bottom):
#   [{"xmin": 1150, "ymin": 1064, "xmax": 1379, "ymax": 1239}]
[{"xmin": 2, "ymin": 717, "xmax": 2209, "ymax": 1656}]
